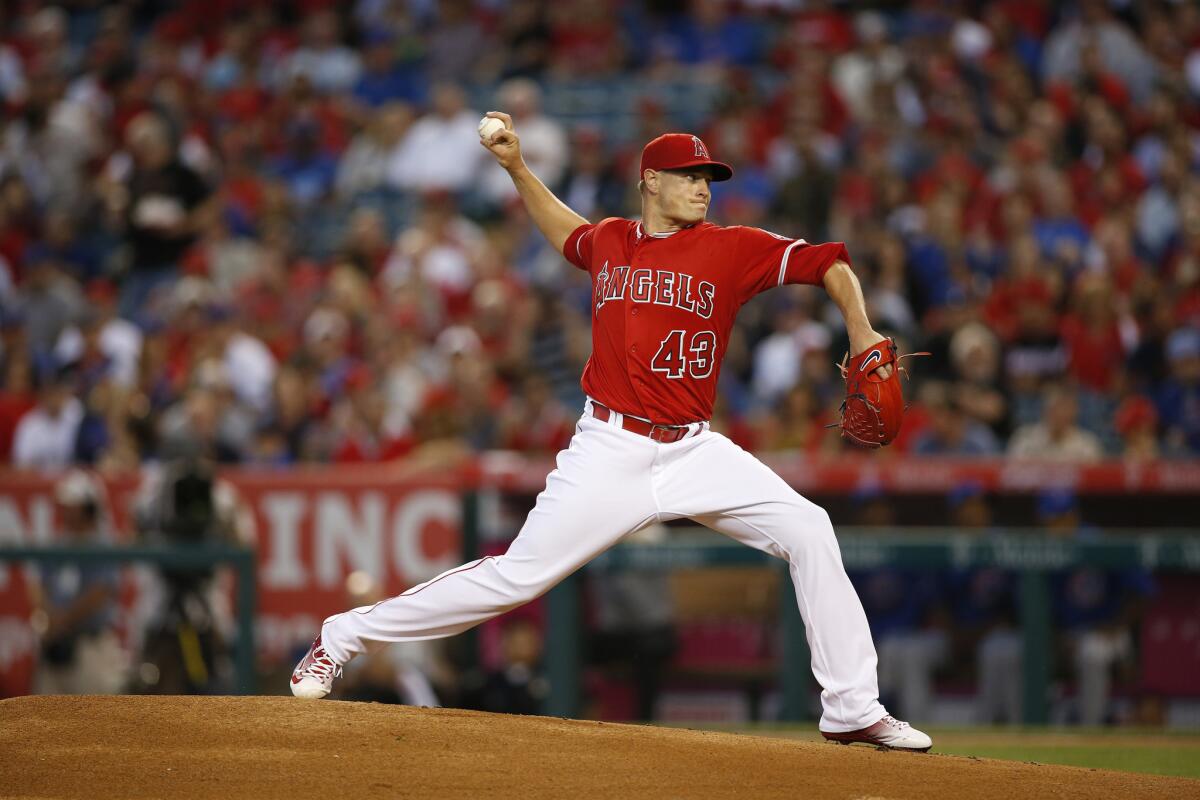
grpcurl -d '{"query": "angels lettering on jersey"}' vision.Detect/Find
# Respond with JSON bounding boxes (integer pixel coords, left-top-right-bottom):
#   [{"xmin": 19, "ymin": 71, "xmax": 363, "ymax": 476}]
[{"xmin": 594, "ymin": 261, "xmax": 716, "ymax": 320}]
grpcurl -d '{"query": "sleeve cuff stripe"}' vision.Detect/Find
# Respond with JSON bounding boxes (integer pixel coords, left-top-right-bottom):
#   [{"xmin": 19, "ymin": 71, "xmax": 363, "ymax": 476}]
[{"xmin": 777, "ymin": 239, "xmax": 808, "ymax": 286}]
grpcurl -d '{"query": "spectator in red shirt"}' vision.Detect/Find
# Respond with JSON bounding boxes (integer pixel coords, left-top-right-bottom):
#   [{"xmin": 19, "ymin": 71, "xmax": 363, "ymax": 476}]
[
  {"xmin": 1115, "ymin": 395, "xmax": 1160, "ymax": 460},
  {"xmin": 548, "ymin": 0, "xmax": 625, "ymax": 78},
  {"xmin": 331, "ymin": 364, "xmax": 413, "ymax": 463},
  {"xmin": 498, "ymin": 372, "xmax": 574, "ymax": 454},
  {"xmin": 985, "ymin": 233, "xmax": 1059, "ymax": 343},
  {"xmin": 0, "ymin": 335, "xmax": 35, "ymax": 461},
  {"xmin": 1060, "ymin": 274, "xmax": 1127, "ymax": 393}
]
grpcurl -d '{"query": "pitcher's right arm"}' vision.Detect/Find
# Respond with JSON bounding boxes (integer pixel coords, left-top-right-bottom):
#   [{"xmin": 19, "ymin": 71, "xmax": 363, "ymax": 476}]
[{"xmin": 481, "ymin": 111, "xmax": 588, "ymax": 253}]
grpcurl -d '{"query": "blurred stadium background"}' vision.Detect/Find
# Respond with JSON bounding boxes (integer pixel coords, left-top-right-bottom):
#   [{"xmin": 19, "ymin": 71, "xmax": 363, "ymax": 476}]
[{"xmin": 1, "ymin": 0, "xmax": 1199, "ymax": 741}]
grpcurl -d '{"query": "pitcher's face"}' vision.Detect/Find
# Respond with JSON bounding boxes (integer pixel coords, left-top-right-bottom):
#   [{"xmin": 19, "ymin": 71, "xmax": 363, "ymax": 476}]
[{"xmin": 648, "ymin": 168, "xmax": 713, "ymax": 225}]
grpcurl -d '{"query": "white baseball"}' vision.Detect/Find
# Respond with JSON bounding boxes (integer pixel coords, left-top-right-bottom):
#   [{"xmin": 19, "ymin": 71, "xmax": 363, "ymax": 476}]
[{"xmin": 478, "ymin": 116, "xmax": 505, "ymax": 142}]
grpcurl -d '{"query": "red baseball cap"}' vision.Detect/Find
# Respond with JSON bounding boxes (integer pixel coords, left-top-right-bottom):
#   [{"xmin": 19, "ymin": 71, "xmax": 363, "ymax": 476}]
[
  {"xmin": 1114, "ymin": 395, "xmax": 1158, "ymax": 435},
  {"xmin": 640, "ymin": 133, "xmax": 733, "ymax": 182}
]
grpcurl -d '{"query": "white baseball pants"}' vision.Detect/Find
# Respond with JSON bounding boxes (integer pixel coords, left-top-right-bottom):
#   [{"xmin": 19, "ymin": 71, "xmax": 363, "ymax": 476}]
[{"xmin": 321, "ymin": 402, "xmax": 887, "ymax": 732}]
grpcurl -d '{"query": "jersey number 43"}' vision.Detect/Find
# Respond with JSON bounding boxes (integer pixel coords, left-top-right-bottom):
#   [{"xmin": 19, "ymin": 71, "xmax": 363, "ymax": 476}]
[{"xmin": 651, "ymin": 330, "xmax": 717, "ymax": 380}]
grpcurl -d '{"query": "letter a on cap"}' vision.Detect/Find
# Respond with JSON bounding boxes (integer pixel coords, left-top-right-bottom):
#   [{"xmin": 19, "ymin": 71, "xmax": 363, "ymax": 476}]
[{"xmin": 692, "ymin": 136, "xmax": 708, "ymax": 158}]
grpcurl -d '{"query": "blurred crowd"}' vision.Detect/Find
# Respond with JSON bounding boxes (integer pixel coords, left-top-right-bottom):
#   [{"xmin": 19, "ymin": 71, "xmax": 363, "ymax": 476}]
[{"xmin": 2, "ymin": 0, "xmax": 1200, "ymax": 473}]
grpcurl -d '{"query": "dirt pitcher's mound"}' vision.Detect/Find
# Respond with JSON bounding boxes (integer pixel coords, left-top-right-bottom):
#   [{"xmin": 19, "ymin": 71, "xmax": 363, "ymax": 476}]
[{"xmin": 0, "ymin": 696, "xmax": 1193, "ymax": 800}]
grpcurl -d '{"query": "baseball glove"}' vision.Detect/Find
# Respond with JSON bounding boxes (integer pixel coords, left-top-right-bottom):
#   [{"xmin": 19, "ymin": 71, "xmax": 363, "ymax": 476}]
[{"xmin": 831, "ymin": 337, "xmax": 926, "ymax": 448}]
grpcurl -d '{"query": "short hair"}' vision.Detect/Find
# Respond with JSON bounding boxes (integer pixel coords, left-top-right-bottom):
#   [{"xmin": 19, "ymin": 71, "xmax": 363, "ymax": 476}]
[
  {"xmin": 638, "ymin": 168, "xmax": 654, "ymax": 195},
  {"xmin": 1043, "ymin": 383, "xmax": 1076, "ymax": 406}
]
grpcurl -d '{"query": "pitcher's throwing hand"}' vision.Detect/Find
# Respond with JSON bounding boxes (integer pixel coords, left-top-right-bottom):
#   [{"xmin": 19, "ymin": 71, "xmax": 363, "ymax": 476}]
[{"xmin": 478, "ymin": 111, "xmax": 522, "ymax": 171}]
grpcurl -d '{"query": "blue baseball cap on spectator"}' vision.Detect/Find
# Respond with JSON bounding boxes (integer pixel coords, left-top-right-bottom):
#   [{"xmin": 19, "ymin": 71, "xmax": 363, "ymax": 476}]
[
  {"xmin": 1166, "ymin": 327, "xmax": 1200, "ymax": 362},
  {"xmin": 22, "ymin": 242, "xmax": 53, "ymax": 267},
  {"xmin": 851, "ymin": 479, "xmax": 886, "ymax": 504},
  {"xmin": 31, "ymin": 352, "xmax": 77, "ymax": 390},
  {"xmin": 0, "ymin": 303, "xmax": 24, "ymax": 329},
  {"xmin": 948, "ymin": 480, "xmax": 985, "ymax": 508},
  {"xmin": 287, "ymin": 118, "xmax": 320, "ymax": 142},
  {"xmin": 1036, "ymin": 488, "xmax": 1078, "ymax": 518},
  {"xmin": 363, "ymin": 28, "xmax": 395, "ymax": 47},
  {"xmin": 135, "ymin": 313, "xmax": 168, "ymax": 335},
  {"xmin": 206, "ymin": 303, "xmax": 237, "ymax": 323}
]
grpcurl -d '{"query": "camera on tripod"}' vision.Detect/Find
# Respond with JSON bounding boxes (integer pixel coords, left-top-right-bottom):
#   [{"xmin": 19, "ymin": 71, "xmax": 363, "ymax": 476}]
[{"xmin": 135, "ymin": 456, "xmax": 238, "ymax": 693}]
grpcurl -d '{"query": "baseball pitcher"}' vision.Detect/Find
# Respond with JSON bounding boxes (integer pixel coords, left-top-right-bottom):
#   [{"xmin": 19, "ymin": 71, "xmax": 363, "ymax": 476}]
[{"xmin": 292, "ymin": 112, "xmax": 931, "ymax": 752}]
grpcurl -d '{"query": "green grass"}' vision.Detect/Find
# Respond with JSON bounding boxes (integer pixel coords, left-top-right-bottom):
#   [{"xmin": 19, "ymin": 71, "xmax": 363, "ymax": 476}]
[
  {"xmin": 693, "ymin": 724, "xmax": 1200, "ymax": 780},
  {"xmin": 925, "ymin": 729, "xmax": 1200, "ymax": 779}
]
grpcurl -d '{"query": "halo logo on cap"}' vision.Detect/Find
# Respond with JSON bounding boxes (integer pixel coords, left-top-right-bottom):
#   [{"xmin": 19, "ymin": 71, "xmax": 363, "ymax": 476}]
[{"xmin": 692, "ymin": 136, "xmax": 708, "ymax": 158}]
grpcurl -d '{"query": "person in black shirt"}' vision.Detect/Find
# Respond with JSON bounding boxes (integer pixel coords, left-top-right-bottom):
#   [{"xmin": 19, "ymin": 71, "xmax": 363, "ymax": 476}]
[
  {"xmin": 460, "ymin": 617, "xmax": 548, "ymax": 716},
  {"xmin": 109, "ymin": 112, "xmax": 213, "ymax": 319}
]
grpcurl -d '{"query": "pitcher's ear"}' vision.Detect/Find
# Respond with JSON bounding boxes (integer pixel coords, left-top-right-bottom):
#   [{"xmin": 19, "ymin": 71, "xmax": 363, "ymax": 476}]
[{"xmin": 641, "ymin": 169, "xmax": 658, "ymax": 195}]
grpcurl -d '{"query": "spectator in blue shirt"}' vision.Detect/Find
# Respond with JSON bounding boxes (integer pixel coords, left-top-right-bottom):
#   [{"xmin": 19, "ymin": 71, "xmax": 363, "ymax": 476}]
[
  {"xmin": 912, "ymin": 386, "xmax": 1002, "ymax": 456},
  {"xmin": 1041, "ymin": 489, "xmax": 1154, "ymax": 725},
  {"xmin": 269, "ymin": 120, "xmax": 338, "ymax": 209},
  {"xmin": 853, "ymin": 563, "xmax": 950, "ymax": 724},
  {"xmin": 646, "ymin": 0, "xmax": 762, "ymax": 69},
  {"xmin": 352, "ymin": 29, "xmax": 427, "ymax": 109},
  {"xmin": 28, "ymin": 470, "xmax": 126, "ymax": 694},
  {"xmin": 1031, "ymin": 173, "xmax": 1089, "ymax": 276},
  {"xmin": 1155, "ymin": 327, "xmax": 1200, "ymax": 455},
  {"xmin": 944, "ymin": 482, "xmax": 1021, "ymax": 723},
  {"xmin": 849, "ymin": 483, "xmax": 950, "ymax": 723}
]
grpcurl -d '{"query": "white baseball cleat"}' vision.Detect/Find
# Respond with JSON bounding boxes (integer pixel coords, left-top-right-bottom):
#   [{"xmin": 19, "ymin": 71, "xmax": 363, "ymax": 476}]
[
  {"xmin": 290, "ymin": 634, "xmax": 343, "ymax": 699},
  {"xmin": 821, "ymin": 715, "xmax": 933, "ymax": 752}
]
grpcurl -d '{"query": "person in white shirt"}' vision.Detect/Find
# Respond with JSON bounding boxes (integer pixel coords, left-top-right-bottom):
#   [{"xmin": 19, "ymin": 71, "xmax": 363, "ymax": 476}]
[
  {"xmin": 54, "ymin": 285, "xmax": 142, "ymax": 389},
  {"xmin": 386, "ymin": 83, "xmax": 486, "ymax": 193},
  {"xmin": 830, "ymin": 12, "xmax": 913, "ymax": 126},
  {"xmin": 336, "ymin": 103, "xmax": 415, "ymax": 199},
  {"xmin": 207, "ymin": 305, "xmax": 277, "ymax": 416},
  {"xmin": 29, "ymin": 469, "xmax": 128, "ymax": 695},
  {"xmin": 751, "ymin": 301, "xmax": 832, "ymax": 405},
  {"xmin": 380, "ymin": 190, "xmax": 485, "ymax": 299},
  {"xmin": 278, "ymin": 10, "xmax": 362, "ymax": 94},
  {"xmin": 480, "ymin": 79, "xmax": 568, "ymax": 204},
  {"xmin": 1008, "ymin": 385, "xmax": 1104, "ymax": 461},
  {"xmin": 13, "ymin": 363, "xmax": 84, "ymax": 470}
]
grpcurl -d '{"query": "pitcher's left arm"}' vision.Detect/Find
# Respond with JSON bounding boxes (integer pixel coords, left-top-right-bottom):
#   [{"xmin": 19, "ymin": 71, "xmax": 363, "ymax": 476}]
[{"xmin": 823, "ymin": 260, "xmax": 892, "ymax": 379}]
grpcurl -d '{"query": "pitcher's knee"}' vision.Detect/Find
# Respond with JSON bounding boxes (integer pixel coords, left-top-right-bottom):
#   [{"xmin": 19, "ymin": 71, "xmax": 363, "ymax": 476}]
[
  {"xmin": 772, "ymin": 499, "xmax": 837, "ymax": 561},
  {"xmin": 812, "ymin": 505, "xmax": 836, "ymax": 537}
]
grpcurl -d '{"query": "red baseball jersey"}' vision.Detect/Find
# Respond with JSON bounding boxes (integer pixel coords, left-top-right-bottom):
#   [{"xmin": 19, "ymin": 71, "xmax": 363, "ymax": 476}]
[{"xmin": 563, "ymin": 218, "xmax": 849, "ymax": 424}]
